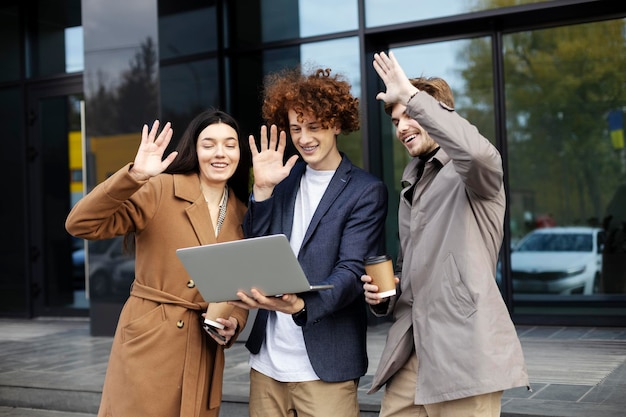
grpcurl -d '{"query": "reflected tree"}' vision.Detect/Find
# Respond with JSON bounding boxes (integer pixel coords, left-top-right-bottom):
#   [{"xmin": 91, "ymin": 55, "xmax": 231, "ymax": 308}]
[
  {"xmin": 86, "ymin": 37, "xmax": 159, "ymax": 136},
  {"xmin": 462, "ymin": 13, "xmax": 626, "ymax": 228},
  {"xmin": 117, "ymin": 37, "xmax": 159, "ymax": 132}
]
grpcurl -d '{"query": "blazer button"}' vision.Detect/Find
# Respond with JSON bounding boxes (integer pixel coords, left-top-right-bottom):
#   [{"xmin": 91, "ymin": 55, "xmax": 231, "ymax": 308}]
[
  {"xmin": 187, "ymin": 280, "xmax": 195, "ymax": 288},
  {"xmin": 177, "ymin": 320, "xmax": 184, "ymax": 329}
]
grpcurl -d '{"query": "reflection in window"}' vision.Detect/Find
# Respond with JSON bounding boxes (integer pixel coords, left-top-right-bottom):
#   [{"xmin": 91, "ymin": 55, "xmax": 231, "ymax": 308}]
[
  {"xmin": 298, "ymin": 0, "xmax": 357, "ymax": 38},
  {"xmin": 365, "ymin": 0, "xmax": 553, "ymax": 27},
  {"xmin": 517, "ymin": 232, "xmax": 592, "ymax": 252},
  {"xmin": 510, "ymin": 227, "xmax": 603, "ymax": 295},
  {"xmin": 30, "ymin": 0, "xmax": 81, "ymax": 78},
  {"xmin": 158, "ymin": 2, "xmax": 217, "ymax": 59},
  {"xmin": 261, "ymin": 0, "xmax": 357, "ymax": 42},
  {"xmin": 301, "ymin": 38, "xmax": 360, "ymax": 98},
  {"xmin": 503, "ymin": 19, "xmax": 626, "ymax": 296},
  {"xmin": 160, "ymin": 60, "xmax": 219, "ymax": 140},
  {"xmin": 65, "ymin": 26, "xmax": 83, "ymax": 73}
]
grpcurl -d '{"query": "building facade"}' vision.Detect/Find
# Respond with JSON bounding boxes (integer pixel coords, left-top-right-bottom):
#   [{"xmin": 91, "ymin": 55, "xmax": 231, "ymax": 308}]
[{"xmin": 1, "ymin": 0, "xmax": 625, "ymax": 335}]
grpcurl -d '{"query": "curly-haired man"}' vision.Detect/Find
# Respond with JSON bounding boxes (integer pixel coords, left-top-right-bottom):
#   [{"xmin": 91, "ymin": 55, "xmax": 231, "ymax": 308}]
[{"xmin": 232, "ymin": 66, "xmax": 389, "ymax": 416}]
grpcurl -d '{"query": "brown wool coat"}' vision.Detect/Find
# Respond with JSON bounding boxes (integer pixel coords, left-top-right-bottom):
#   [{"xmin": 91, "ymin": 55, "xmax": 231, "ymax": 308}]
[{"xmin": 65, "ymin": 163, "xmax": 248, "ymax": 417}]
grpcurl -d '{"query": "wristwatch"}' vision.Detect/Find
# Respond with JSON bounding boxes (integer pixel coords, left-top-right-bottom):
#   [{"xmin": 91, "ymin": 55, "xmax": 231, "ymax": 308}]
[{"xmin": 291, "ymin": 304, "xmax": 307, "ymax": 326}]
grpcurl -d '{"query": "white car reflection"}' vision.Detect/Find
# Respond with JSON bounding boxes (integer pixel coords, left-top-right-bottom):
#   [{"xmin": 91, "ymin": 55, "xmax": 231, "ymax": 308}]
[{"xmin": 510, "ymin": 226, "xmax": 604, "ymax": 295}]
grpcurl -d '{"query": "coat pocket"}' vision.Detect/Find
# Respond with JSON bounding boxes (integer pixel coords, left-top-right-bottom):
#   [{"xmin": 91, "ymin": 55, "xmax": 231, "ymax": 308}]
[
  {"xmin": 122, "ymin": 303, "xmax": 167, "ymax": 343},
  {"xmin": 442, "ymin": 254, "xmax": 477, "ymax": 319}
]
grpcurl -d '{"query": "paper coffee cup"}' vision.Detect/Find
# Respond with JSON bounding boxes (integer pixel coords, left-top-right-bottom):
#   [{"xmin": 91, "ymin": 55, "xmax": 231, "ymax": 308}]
[
  {"xmin": 364, "ymin": 255, "xmax": 396, "ymax": 298},
  {"xmin": 204, "ymin": 302, "xmax": 234, "ymax": 330}
]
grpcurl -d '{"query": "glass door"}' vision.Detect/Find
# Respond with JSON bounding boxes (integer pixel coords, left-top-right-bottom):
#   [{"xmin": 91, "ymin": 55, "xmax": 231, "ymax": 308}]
[{"xmin": 27, "ymin": 76, "xmax": 87, "ymax": 316}]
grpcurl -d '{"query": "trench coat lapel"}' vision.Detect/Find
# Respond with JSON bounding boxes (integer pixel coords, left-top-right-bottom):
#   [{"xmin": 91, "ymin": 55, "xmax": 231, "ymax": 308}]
[{"xmin": 173, "ymin": 174, "xmax": 215, "ymax": 245}]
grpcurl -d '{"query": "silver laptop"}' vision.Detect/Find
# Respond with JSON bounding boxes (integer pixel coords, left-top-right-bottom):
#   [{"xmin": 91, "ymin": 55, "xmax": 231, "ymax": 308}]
[{"xmin": 176, "ymin": 234, "xmax": 333, "ymax": 302}]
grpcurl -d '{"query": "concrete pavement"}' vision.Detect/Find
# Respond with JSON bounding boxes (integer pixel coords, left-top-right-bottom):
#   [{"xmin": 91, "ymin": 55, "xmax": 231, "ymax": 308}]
[{"xmin": 1, "ymin": 317, "xmax": 625, "ymax": 417}]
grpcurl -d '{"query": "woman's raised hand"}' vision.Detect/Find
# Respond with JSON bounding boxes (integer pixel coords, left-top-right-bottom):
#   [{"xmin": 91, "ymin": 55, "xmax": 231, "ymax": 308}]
[
  {"xmin": 130, "ymin": 120, "xmax": 178, "ymax": 181},
  {"xmin": 248, "ymin": 124, "xmax": 299, "ymax": 201}
]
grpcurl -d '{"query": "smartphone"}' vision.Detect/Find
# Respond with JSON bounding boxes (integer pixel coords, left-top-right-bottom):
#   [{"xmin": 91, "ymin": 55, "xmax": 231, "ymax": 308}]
[{"xmin": 202, "ymin": 321, "xmax": 226, "ymax": 342}]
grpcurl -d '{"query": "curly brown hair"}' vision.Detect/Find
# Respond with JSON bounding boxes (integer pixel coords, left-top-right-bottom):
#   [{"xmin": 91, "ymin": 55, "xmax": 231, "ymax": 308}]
[
  {"xmin": 384, "ymin": 77, "xmax": 455, "ymax": 115},
  {"xmin": 262, "ymin": 66, "xmax": 360, "ymax": 134}
]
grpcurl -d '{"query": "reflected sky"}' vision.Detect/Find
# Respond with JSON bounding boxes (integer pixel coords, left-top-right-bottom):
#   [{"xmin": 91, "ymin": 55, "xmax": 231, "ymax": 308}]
[
  {"xmin": 390, "ymin": 41, "xmax": 468, "ymax": 97},
  {"xmin": 301, "ymin": 37, "xmax": 361, "ymax": 97},
  {"xmin": 82, "ymin": 0, "xmax": 158, "ymax": 94},
  {"xmin": 65, "ymin": 26, "xmax": 83, "ymax": 73},
  {"xmin": 365, "ymin": 0, "xmax": 468, "ymax": 27},
  {"xmin": 299, "ymin": 0, "xmax": 358, "ymax": 37}
]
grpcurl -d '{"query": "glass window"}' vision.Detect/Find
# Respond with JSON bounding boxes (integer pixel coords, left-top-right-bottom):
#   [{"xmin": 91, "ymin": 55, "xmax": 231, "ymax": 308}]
[
  {"xmin": 82, "ymin": 0, "xmax": 159, "ymax": 137},
  {"xmin": 0, "ymin": 4, "xmax": 20, "ymax": 82},
  {"xmin": 158, "ymin": 1, "xmax": 217, "ymax": 59},
  {"xmin": 239, "ymin": 0, "xmax": 358, "ymax": 44},
  {"xmin": 503, "ymin": 19, "xmax": 626, "ymax": 299},
  {"xmin": 297, "ymin": 0, "xmax": 358, "ymax": 38},
  {"xmin": 365, "ymin": 0, "xmax": 554, "ymax": 28},
  {"xmin": 65, "ymin": 26, "xmax": 84, "ymax": 73},
  {"xmin": 0, "ymin": 88, "xmax": 26, "ymax": 314},
  {"xmin": 160, "ymin": 60, "xmax": 220, "ymax": 136},
  {"xmin": 28, "ymin": 0, "xmax": 81, "ymax": 78}
]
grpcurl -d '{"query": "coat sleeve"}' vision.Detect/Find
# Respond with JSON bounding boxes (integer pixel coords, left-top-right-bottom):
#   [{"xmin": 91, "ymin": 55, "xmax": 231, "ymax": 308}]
[
  {"xmin": 242, "ymin": 195, "xmax": 274, "ymax": 238},
  {"xmin": 65, "ymin": 162, "xmax": 160, "ymax": 239},
  {"xmin": 406, "ymin": 92, "xmax": 503, "ymax": 200}
]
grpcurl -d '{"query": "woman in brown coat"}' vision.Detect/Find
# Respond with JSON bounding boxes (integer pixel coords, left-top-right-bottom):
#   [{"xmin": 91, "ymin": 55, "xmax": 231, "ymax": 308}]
[{"xmin": 66, "ymin": 109, "xmax": 250, "ymax": 417}]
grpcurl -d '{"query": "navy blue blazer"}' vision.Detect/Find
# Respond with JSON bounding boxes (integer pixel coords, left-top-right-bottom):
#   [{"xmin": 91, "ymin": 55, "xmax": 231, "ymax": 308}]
[{"xmin": 243, "ymin": 154, "xmax": 388, "ymax": 382}]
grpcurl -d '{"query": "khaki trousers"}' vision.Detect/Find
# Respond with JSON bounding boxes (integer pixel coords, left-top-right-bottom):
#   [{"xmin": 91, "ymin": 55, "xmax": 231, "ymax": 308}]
[
  {"xmin": 379, "ymin": 354, "xmax": 503, "ymax": 417},
  {"xmin": 248, "ymin": 368, "xmax": 360, "ymax": 417}
]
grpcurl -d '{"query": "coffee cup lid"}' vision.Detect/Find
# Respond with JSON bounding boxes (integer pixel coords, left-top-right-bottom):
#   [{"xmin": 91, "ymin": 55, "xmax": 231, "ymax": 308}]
[{"xmin": 364, "ymin": 254, "xmax": 392, "ymax": 264}]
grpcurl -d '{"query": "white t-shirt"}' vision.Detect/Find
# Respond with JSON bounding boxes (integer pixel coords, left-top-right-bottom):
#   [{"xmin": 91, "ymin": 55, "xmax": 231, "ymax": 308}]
[{"xmin": 249, "ymin": 166, "xmax": 335, "ymax": 382}]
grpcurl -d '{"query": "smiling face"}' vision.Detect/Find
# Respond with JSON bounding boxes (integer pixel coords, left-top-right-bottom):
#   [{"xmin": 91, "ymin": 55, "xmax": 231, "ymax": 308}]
[
  {"xmin": 391, "ymin": 103, "xmax": 438, "ymax": 158},
  {"xmin": 288, "ymin": 109, "xmax": 342, "ymax": 171},
  {"xmin": 196, "ymin": 122, "xmax": 240, "ymax": 186}
]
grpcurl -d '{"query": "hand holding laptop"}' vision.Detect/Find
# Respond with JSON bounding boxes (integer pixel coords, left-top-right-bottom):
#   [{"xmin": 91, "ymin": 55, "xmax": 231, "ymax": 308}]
[
  {"xmin": 175, "ymin": 234, "xmax": 333, "ymax": 303},
  {"xmin": 229, "ymin": 288, "xmax": 305, "ymax": 315}
]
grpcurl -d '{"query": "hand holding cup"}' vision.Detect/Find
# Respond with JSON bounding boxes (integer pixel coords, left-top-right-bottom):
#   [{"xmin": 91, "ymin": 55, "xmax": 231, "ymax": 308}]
[
  {"xmin": 202, "ymin": 302, "xmax": 235, "ymax": 343},
  {"xmin": 364, "ymin": 255, "xmax": 397, "ymax": 298}
]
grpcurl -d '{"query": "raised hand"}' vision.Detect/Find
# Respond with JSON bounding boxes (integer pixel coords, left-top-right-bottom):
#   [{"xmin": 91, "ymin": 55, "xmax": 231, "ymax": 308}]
[
  {"xmin": 248, "ymin": 124, "xmax": 299, "ymax": 201},
  {"xmin": 130, "ymin": 120, "xmax": 178, "ymax": 181},
  {"xmin": 372, "ymin": 51, "xmax": 419, "ymax": 106}
]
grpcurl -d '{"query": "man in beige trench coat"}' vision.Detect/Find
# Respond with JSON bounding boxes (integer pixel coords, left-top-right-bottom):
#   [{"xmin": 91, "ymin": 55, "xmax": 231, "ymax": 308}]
[{"xmin": 362, "ymin": 51, "xmax": 530, "ymax": 416}]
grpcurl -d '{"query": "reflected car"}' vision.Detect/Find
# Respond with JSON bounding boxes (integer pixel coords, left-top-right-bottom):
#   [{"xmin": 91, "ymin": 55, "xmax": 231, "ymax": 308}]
[
  {"xmin": 72, "ymin": 237, "xmax": 135, "ymax": 298},
  {"xmin": 510, "ymin": 227, "xmax": 604, "ymax": 295}
]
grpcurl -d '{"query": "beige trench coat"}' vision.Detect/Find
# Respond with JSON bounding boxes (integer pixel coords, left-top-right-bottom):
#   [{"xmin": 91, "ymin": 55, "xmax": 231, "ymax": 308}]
[
  {"xmin": 369, "ymin": 93, "xmax": 529, "ymax": 404},
  {"xmin": 66, "ymin": 164, "xmax": 248, "ymax": 417}
]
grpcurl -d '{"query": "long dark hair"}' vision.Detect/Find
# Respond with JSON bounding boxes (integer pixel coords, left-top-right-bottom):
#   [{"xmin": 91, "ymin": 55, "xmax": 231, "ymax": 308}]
[{"xmin": 165, "ymin": 108, "xmax": 251, "ymax": 204}]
